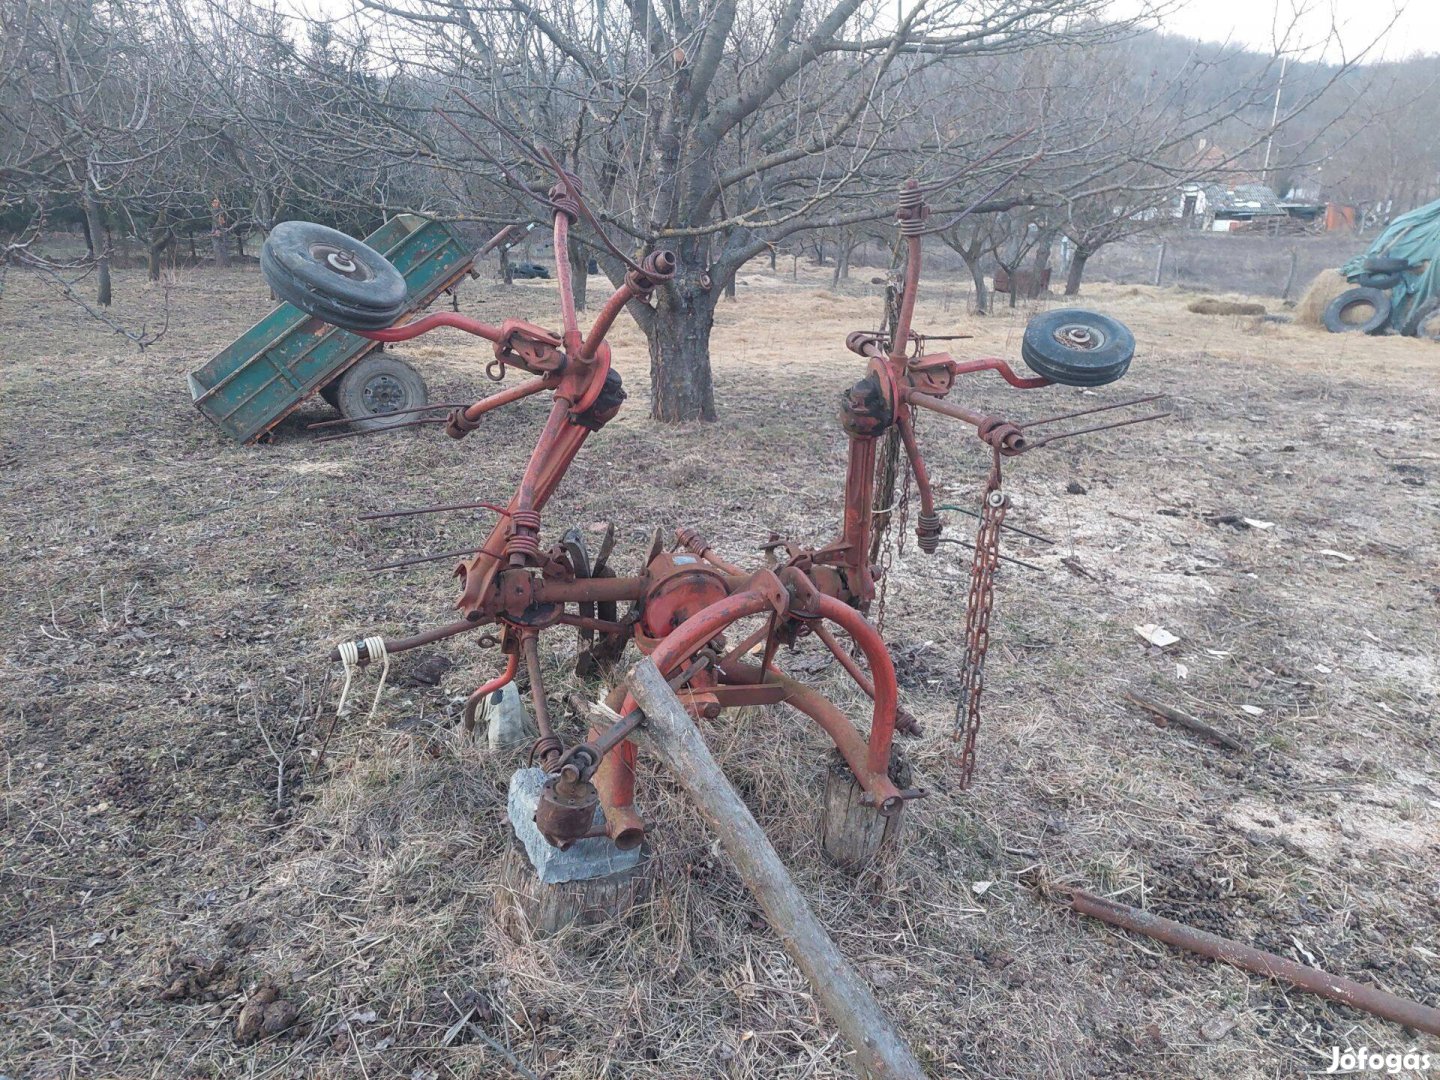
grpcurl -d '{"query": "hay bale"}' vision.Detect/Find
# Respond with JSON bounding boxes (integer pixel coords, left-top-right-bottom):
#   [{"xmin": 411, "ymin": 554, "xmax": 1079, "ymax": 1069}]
[
  {"xmin": 1295, "ymin": 269, "xmax": 1350, "ymax": 327},
  {"xmin": 1187, "ymin": 297, "xmax": 1267, "ymax": 316}
]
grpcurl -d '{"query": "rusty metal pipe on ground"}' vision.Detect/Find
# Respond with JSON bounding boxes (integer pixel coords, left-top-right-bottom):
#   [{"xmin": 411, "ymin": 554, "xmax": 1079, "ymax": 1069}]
[{"xmin": 1070, "ymin": 890, "xmax": 1440, "ymax": 1036}]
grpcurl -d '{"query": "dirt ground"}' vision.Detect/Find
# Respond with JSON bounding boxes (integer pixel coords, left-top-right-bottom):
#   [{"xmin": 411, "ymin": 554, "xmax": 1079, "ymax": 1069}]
[{"xmin": 2, "ymin": 258, "xmax": 1438, "ymax": 1080}]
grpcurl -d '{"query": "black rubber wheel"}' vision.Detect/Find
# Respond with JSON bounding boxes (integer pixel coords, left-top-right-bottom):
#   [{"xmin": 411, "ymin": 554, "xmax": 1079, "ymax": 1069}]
[
  {"xmin": 1363, "ymin": 255, "xmax": 1409, "ymax": 275},
  {"xmin": 1353, "ymin": 270, "xmax": 1402, "ymax": 291},
  {"xmin": 1322, "ymin": 287, "xmax": 1391, "ymax": 334},
  {"xmin": 261, "ymin": 221, "xmax": 408, "ymax": 331},
  {"xmin": 1020, "ymin": 309, "xmax": 1135, "ymax": 387},
  {"xmin": 334, "ymin": 353, "xmax": 427, "ymax": 431},
  {"xmin": 1401, "ymin": 297, "xmax": 1440, "ymax": 340}
]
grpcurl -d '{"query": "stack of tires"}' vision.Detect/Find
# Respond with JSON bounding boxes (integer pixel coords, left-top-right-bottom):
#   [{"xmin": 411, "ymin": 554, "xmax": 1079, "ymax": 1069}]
[{"xmin": 1323, "ymin": 255, "xmax": 1437, "ymax": 337}]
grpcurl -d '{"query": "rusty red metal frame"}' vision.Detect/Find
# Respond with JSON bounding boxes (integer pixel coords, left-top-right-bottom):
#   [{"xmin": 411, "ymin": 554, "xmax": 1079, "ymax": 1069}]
[{"xmin": 337, "ymin": 170, "xmax": 1160, "ymax": 858}]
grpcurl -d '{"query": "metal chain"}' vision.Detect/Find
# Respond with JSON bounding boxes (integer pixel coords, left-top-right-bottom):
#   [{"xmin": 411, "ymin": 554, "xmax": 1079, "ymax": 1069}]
[
  {"xmin": 952, "ymin": 447, "xmax": 1008, "ymax": 787},
  {"xmin": 873, "ymin": 434, "xmax": 911, "ymax": 634}
]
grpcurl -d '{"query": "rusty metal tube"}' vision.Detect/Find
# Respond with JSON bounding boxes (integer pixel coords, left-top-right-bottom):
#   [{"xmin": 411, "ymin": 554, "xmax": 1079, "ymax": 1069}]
[
  {"xmin": 356, "ymin": 311, "xmax": 504, "ymax": 344},
  {"xmin": 581, "ymin": 282, "xmax": 639, "ymax": 359},
  {"xmin": 1070, "ymin": 890, "xmax": 1440, "ymax": 1036},
  {"xmin": 591, "ymin": 683, "xmax": 644, "ymax": 848},
  {"xmin": 812, "ymin": 595, "xmax": 898, "ymax": 782},
  {"xmin": 535, "ymin": 575, "xmax": 647, "ymax": 605},
  {"xmin": 721, "ymin": 659, "xmax": 903, "ymax": 812},
  {"xmin": 457, "ymin": 374, "xmax": 559, "ymax": 426},
  {"xmin": 462, "ymin": 652, "xmax": 519, "ymax": 734},
  {"xmin": 520, "ymin": 630, "xmax": 559, "ymax": 762}
]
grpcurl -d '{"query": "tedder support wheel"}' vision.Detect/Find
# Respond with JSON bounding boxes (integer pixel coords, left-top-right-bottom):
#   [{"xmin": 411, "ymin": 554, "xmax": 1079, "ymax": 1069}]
[
  {"xmin": 1020, "ymin": 308, "xmax": 1135, "ymax": 387},
  {"xmin": 334, "ymin": 353, "xmax": 427, "ymax": 431},
  {"xmin": 1323, "ymin": 287, "xmax": 1391, "ymax": 335},
  {"xmin": 261, "ymin": 221, "xmax": 409, "ymax": 331}
]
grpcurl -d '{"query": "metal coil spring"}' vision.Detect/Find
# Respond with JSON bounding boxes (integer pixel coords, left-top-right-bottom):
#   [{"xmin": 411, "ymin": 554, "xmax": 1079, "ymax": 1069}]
[
  {"xmin": 626, "ymin": 250, "xmax": 677, "ymax": 295},
  {"xmin": 897, "ymin": 185, "xmax": 927, "ymax": 235},
  {"xmin": 916, "ymin": 510, "xmax": 942, "ymax": 554},
  {"xmin": 505, "ymin": 509, "xmax": 543, "ymax": 559},
  {"xmin": 529, "ymin": 734, "xmax": 563, "ymax": 766},
  {"xmin": 548, "ymin": 180, "xmax": 581, "ymax": 224}
]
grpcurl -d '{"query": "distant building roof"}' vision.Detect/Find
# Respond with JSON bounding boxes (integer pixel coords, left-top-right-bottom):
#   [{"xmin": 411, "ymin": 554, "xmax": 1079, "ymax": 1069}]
[{"xmin": 1204, "ymin": 183, "xmax": 1286, "ymax": 217}]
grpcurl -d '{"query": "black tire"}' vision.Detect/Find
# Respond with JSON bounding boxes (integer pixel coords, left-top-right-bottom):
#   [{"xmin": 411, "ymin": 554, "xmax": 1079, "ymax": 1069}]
[
  {"xmin": 1020, "ymin": 309, "xmax": 1135, "ymax": 387},
  {"xmin": 1401, "ymin": 298, "xmax": 1440, "ymax": 340},
  {"xmin": 1363, "ymin": 255, "xmax": 1409, "ymax": 275},
  {"xmin": 1353, "ymin": 271, "xmax": 1402, "ymax": 291},
  {"xmin": 261, "ymin": 221, "xmax": 408, "ymax": 331},
  {"xmin": 1322, "ymin": 287, "xmax": 1391, "ymax": 334},
  {"xmin": 333, "ymin": 353, "xmax": 427, "ymax": 431}
]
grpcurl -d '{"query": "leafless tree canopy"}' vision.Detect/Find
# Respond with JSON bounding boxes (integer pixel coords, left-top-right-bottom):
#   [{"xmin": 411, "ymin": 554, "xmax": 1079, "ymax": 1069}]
[{"xmin": 1, "ymin": 0, "xmax": 1427, "ymax": 404}]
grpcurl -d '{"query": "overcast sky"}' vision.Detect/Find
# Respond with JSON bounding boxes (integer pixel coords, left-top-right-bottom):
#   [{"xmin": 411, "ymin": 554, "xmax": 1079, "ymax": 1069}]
[{"xmin": 1152, "ymin": 0, "xmax": 1437, "ymax": 61}]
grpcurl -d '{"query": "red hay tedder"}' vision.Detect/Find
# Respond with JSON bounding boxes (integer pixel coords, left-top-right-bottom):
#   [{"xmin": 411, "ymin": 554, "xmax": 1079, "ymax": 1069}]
[{"xmin": 263, "ymin": 149, "xmax": 1165, "ymax": 865}]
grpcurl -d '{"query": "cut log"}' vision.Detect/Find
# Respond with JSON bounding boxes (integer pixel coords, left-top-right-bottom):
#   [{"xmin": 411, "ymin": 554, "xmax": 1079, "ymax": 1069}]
[
  {"xmin": 820, "ymin": 750, "xmax": 909, "ymax": 872},
  {"xmin": 495, "ymin": 843, "xmax": 653, "ymax": 938},
  {"xmin": 626, "ymin": 658, "xmax": 925, "ymax": 1080}
]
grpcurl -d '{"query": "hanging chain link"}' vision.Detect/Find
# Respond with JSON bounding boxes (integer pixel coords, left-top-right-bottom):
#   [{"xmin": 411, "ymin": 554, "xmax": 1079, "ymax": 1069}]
[
  {"xmin": 873, "ymin": 428, "xmax": 911, "ymax": 635},
  {"xmin": 952, "ymin": 447, "xmax": 1008, "ymax": 787}
]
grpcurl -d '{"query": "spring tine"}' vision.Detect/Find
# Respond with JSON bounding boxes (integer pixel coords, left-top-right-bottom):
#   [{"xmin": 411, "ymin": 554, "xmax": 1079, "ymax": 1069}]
[
  {"xmin": 1022, "ymin": 410, "xmax": 1172, "ymax": 451},
  {"xmin": 1022, "ymin": 393, "xmax": 1166, "ymax": 429},
  {"xmin": 367, "ymin": 545, "xmax": 483, "ymax": 572},
  {"xmin": 939, "ymin": 504, "xmax": 1055, "ymax": 544},
  {"xmin": 935, "ymin": 537, "xmax": 1044, "ymax": 572},
  {"xmin": 314, "ymin": 418, "xmax": 448, "ymax": 444},
  {"xmin": 358, "ymin": 500, "xmax": 511, "ymax": 522},
  {"xmin": 592, "ymin": 522, "xmax": 618, "ymax": 575},
  {"xmin": 306, "ymin": 402, "xmax": 467, "ymax": 430}
]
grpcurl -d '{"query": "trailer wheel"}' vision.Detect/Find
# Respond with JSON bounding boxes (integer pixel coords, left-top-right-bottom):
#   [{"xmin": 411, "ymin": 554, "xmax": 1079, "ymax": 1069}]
[
  {"xmin": 1020, "ymin": 308, "xmax": 1135, "ymax": 386},
  {"xmin": 1322, "ymin": 287, "xmax": 1391, "ymax": 334},
  {"xmin": 334, "ymin": 353, "xmax": 427, "ymax": 431},
  {"xmin": 261, "ymin": 221, "xmax": 408, "ymax": 331}
]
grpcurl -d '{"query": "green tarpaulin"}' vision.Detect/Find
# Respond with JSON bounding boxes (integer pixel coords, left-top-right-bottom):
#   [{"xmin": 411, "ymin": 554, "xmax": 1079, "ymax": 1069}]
[{"xmin": 1342, "ymin": 197, "xmax": 1440, "ymax": 334}]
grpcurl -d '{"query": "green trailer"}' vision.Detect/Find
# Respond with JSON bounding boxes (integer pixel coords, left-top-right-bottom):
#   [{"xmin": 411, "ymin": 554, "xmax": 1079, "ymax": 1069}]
[{"xmin": 189, "ymin": 214, "xmax": 477, "ymax": 443}]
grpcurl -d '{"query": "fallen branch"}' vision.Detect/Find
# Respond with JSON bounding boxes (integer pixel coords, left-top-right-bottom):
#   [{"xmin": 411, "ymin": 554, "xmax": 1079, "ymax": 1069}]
[
  {"xmin": 1069, "ymin": 889, "xmax": 1440, "ymax": 1036},
  {"xmin": 1125, "ymin": 691, "xmax": 1244, "ymax": 751},
  {"xmin": 626, "ymin": 658, "xmax": 925, "ymax": 1080}
]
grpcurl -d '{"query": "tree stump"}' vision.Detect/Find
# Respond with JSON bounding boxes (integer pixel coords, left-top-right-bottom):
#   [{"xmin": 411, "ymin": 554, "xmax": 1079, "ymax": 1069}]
[
  {"xmin": 819, "ymin": 749, "xmax": 911, "ymax": 872},
  {"xmin": 495, "ymin": 843, "xmax": 653, "ymax": 938}
]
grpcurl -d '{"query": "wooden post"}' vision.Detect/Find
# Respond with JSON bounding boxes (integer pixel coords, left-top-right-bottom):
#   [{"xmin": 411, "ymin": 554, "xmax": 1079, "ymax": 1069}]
[
  {"xmin": 494, "ymin": 844, "xmax": 653, "ymax": 938},
  {"xmin": 1281, "ymin": 248, "xmax": 1299, "ymax": 300},
  {"xmin": 820, "ymin": 751, "xmax": 907, "ymax": 872},
  {"xmin": 626, "ymin": 659, "xmax": 926, "ymax": 1080},
  {"xmin": 1152, "ymin": 240, "xmax": 1166, "ymax": 287}
]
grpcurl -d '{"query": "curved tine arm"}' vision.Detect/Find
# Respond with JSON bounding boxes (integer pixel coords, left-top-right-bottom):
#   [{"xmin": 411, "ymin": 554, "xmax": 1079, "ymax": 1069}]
[
  {"xmin": 454, "ymin": 374, "xmax": 560, "ymax": 426},
  {"xmin": 580, "ymin": 281, "xmax": 640, "ymax": 359},
  {"xmin": 553, "ymin": 211, "xmax": 580, "ymax": 348},
  {"xmin": 944, "ymin": 356, "xmax": 1052, "ymax": 389},
  {"xmin": 358, "ymin": 312, "xmax": 505, "ymax": 344},
  {"xmin": 462, "ymin": 652, "xmax": 520, "ymax": 734},
  {"xmin": 895, "ymin": 406, "xmax": 937, "ymax": 525}
]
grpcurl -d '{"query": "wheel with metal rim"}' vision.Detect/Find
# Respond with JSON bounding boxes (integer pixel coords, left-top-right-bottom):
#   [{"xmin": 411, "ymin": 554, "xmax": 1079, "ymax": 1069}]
[
  {"xmin": 562, "ymin": 524, "xmax": 625, "ymax": 677},
  {"xmin": 1020, "ymin": 308, "xmax": 1135, "ymax": 387},
  {"xmin": 261, "ymin": 221, "xmax": 408, "ymax": 331},
  {"xmin": 333, "ymin": 353, "xmax": 427, "ymax": 432},
  {"xmin": 1322, "ymin": 287, "xmax": 1391, "ymax": 334}
]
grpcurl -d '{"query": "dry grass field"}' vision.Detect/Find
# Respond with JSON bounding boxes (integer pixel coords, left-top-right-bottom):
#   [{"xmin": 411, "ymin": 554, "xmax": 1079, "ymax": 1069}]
[{"xmin": 2, "ymin": 258, "xmax": 1438, "ymax": 1079}]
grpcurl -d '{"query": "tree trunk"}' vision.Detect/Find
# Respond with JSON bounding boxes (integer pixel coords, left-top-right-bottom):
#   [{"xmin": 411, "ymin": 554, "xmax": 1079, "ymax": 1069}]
[
  {"xmin": 567, "ymin": 234, "xmax": 588, "ymax": 310},
  {"xmin": 1065, "ymin": 249, "xmax": 1090, "ymax": 295},
  {"xmin": 147, "ymin": 221, "xmax": 173, "ymax": 283},
  {"xmin": 961, "ymin": 252, "xmax": 988, "ymax": 314},
  {"xmin": 500, "ymin": 247, "xmax": 513, "ymax": 285},
  {"xmin": 648, "ymin": 257, "xmax": 718, "ymax": 422},
  {"xmin": 211, "ymin": 199, "xmax": 229, "ymax": 268},
  {"xmin": 83, "ymin": 192, "xmax": 111, "ymax": 307}
]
